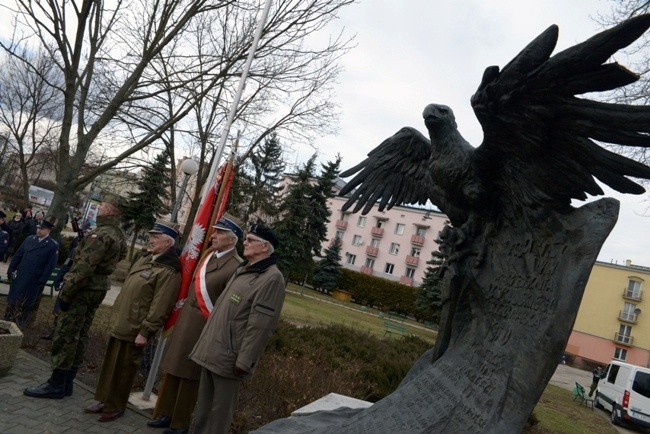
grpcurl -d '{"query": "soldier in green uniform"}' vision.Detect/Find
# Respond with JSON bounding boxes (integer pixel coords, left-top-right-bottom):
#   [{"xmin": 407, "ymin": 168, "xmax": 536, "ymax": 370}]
[{"xmin": 24, "ymin": 193, "xmax": 127, "ymax": 399}]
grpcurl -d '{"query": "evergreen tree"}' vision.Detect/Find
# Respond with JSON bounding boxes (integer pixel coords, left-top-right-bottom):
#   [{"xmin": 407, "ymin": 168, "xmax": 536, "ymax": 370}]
[
  {"xmin": 415, "ymin": 250, "xmax": 445, "ymax": 323},
  {"xmin": 229, "ymin": 134, "xmax": 286, "ymax": 225},
  {"xmin": 312, "ymin": 237, "xmax": 343, "ymax": 293},
  {"xmin": 275, "ymin": 153, "xmax": 341, "ymax": 281},
  {"xmin": 122, "ymin": 150, "xmax": 172, "ymax": 259}
]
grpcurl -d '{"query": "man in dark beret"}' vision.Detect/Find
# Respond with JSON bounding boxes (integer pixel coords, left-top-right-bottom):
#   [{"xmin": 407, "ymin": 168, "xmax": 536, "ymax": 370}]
[{"xmin": 189, "ymin": 224, "xmax": 284, "ymax": 434}]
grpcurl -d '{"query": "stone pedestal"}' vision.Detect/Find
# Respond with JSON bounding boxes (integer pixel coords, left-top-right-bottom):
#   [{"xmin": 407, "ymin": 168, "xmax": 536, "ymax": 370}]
[{"xmin": 0, "ymin": 320, "xmax": 24, "ymax": 377}]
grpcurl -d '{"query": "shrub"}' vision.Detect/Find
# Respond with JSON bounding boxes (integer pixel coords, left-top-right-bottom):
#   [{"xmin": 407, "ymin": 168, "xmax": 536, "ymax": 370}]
[{"xmin": 338, "ymin": 268, "xmax": 418, "ymax": 315}]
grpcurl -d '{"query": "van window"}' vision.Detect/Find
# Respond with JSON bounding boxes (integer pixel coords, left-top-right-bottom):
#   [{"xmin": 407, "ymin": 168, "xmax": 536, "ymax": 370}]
[
  {"xmin": 633, "ymin": 372, "xmax": 650, "ymax": 399},
  {"xmin": 607, "ymin": 364, "xmax": 619, "ymax": 384}
]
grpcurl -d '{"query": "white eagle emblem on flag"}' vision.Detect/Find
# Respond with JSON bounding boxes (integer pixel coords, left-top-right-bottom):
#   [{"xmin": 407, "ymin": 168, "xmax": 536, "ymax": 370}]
[{"xmin": 182, "ymin": 223, "xmax": 206, "ymax": 259}]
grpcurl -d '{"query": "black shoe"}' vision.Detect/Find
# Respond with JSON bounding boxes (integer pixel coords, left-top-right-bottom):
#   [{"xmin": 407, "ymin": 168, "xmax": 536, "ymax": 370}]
[
  {"xmin": 147, "ymin": 416, "xmax": 172, "ymax": 428},
  {"xmin": 163, "ymin": 429, "xmax": 188, "ymax": 434},
  {"xmin": 24, "ymin": 382, "xmax": 65, "ymax": 399}
]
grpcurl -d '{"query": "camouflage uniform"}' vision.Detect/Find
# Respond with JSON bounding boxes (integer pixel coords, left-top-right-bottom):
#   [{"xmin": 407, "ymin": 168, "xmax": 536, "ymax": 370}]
[{"xmin": 51, "ymin": 213, "xmax": 126, "ymax": 371}]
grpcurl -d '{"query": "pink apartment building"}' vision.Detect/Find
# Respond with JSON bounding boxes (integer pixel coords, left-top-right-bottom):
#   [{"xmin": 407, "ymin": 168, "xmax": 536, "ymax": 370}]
[{"xmin": 325, "ymin": 194, "xmax": 447, "ymax": 287}]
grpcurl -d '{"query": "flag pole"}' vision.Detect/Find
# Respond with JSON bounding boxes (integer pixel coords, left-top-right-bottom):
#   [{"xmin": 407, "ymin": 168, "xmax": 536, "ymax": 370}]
[
  {"xmin": 203, "ymin": 0, "xmax": 273, "ymax": 200},
  {"xmin": 136, "ymin": 0, "xmax": 273, "ymax": 404}
]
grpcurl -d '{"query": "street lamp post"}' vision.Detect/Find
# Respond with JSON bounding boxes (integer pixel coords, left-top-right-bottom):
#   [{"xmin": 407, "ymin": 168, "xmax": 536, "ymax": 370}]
[{"xmin": 170, "ymin": 158, "xmax": 199, "ymax": 223}]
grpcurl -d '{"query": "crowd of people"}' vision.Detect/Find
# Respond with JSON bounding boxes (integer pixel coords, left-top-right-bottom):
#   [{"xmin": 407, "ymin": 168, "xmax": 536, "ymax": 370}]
[{"xmin": 2, "ymin": 196, "xmax": 285, "ymax": 434}]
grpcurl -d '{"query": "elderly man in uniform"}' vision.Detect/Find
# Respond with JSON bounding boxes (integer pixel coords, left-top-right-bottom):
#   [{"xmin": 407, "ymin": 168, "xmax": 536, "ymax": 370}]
[
  {"xmin": 24, "ymin": 193, "xmax": 127, "ymax": 400},
  {"xmin": 189, "ymin": 224, "xmax": 285, "ymax": 434},
  {"xmin": 4, "ymin": 217, "xmax": 58, "ymax": 328},
  {"xmin": 83, "ymin": 220, "xmax": 182, "ymax": 422},
  {"xmin": 147, "ymin": 215, "xmax": 243, "ymax": 434}
]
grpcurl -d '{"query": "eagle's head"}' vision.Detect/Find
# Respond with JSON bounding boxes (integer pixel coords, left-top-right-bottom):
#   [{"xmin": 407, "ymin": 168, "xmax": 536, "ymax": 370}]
[{"xmin": 423, "ymin": 104, "xmax": 457, "ymax": 132}]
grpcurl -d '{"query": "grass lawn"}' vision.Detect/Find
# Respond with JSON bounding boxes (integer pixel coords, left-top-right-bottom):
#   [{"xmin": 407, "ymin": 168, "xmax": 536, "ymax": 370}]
[
  {"xmin": 283, "ymin": 283, "xmax": 437, "ymax": 344},
  {"xmin": 527, "ymin": 384, "xmax": 618, "ymax": 434}
]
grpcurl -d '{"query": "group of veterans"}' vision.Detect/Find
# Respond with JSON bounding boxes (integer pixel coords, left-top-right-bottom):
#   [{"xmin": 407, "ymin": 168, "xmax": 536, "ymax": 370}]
[{"xmin": 14, "ymin": 193, "xmax": 285, "ymax": 434}]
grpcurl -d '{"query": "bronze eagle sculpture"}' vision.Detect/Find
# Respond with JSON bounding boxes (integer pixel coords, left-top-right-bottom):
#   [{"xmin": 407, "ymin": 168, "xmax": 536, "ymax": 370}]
[
  {"xmin": 339, "ymin": 15, "xmax": 650, "ymax": 227},
  {"xmin": 254, "ymin": 14, "xmax": 650, "ymax": 434}
]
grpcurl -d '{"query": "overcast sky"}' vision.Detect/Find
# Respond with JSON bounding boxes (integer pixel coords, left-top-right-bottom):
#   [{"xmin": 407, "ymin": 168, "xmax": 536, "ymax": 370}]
[
  {"xmin": 301, "ymin": 0, "xmax": 650, "ymax": 267},
  {"xmin": 1, "ymin": 0, "xmax": 648, "ymax": 265}
]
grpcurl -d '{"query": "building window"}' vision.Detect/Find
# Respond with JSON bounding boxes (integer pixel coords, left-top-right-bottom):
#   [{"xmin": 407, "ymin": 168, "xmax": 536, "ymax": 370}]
[
  {"xmin": 410, "ymin": 247, "xmax": 421, "ymax": 257},
  {"xmin": 395, "ymin": 223, "xmax": 405, "ymax": 235},
  {"xmin": 621, "ymin": 302, "xmax": 637, "ymax": 322},
  {"xmin": 384, "ymin": 263, "xmax": 394, "ymax": 275},
  {"xmin": 341, "ymin": 213, "xmax": 349, "ymax": 221},
  {"xmin": 371, "ymin": 238, "xmax": 380, "ymax": 248},
  {"xmin": 365, "ymin": 258, "xmax": 375, "ymax": 269},
  {"xmin": 345, "ymin": 253, "xmax": 356, "ymax": 265},
  {"xmin": 389, "ymin": 243, "xmax": 400, "ymax": 255},
  {"xmin": 614, "ymin": 347, "xmax": 628, "ymax": 361},
  {"xmin": 352, "ymin": 235, "xmax": 363, "ymax": 246},
  {"xmin": 617, "ymin": 324, "xmax": 632, "ymax": 344},
  {"xmin": 335, "ymin": 231, "xmax": 344, "ymax": 240},
  {"xmin": 625, "ymin": 280, "xmax": 642, "ymax": 299},
  {"xmin": 376, "ymin": 220, "xmax": 385, "ymax": 229},
  {"xmin": 416, "ymin": 227, "xmax": 426, "ymax": 237},
  {"xmin": 405, "ymin": 267, "xmax": 416, "ymax": 278},
  {"xmin": 357, "ymin": 216, "xmax": 366, "ymax": 227}
]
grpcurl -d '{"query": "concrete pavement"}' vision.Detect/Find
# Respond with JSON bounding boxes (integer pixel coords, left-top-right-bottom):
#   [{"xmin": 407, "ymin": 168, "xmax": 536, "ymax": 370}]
[{"xmin": 0, "ymin": 351, "xmax": 154, "ymax": 434}]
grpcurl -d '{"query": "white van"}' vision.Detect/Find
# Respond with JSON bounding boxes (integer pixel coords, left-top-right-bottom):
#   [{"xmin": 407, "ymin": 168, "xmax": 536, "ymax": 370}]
[{"xmin": 595, "ymin": 360, "xmax": 650, "ymax": 428}]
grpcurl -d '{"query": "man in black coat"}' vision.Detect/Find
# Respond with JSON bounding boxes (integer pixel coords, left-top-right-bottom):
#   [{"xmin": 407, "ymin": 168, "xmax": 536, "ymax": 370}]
[
  {"xmin": 0, "ymin": 211, "xmax": 9, "ymax": 258},
  {"xmin": 4, "ymin": 218, "xmax": 59, "ymax": 328}
]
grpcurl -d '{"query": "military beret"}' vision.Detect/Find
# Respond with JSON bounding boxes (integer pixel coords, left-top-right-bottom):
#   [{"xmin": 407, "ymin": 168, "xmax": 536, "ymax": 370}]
[
  {"xmin": 148, "ymin": 219, "xmax": 179, "ymax": 239},
  {"xmin": 102, "ymin": 192, "xmax": 128, "ymax": 212},
  {"xmin": 248, "ymin": 223, "xmax": 280, "ymax": 249},
  {"xmin": 0, "ymin": 211, "xmax": 6, "ymax": 218},
  {"xmin": 213, "ymin": 213, "xmax": 244, "ymax": 240}
]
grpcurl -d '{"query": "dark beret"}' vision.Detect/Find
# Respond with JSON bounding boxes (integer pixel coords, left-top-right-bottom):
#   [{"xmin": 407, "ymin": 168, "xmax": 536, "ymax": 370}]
[{"xmin": 248, "ymin": 224, "xmax": 280, "ymax": 249}]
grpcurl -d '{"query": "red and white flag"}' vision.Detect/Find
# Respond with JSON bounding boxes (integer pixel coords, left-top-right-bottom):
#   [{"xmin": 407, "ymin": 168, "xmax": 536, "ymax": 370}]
[{"xmin": 164, "ymin": 163, "xmax": 231, "ymax": 331}]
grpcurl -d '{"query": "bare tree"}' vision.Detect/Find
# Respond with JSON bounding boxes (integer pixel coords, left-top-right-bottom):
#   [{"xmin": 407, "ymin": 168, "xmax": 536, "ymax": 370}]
[
  {"xmin": 597, "ymin": 2, "xmax": 650, "ymax": 169},
  {"xmin": 0, "ymin": 0, "xmax": 355, "ymax": 230},
  {"xmin": 0, "ymin": 0, "xmax": 237, "ymax": 226},
  {"xmin": 0, "ymin": 48, "xmax": 62, "ymax": 200}
]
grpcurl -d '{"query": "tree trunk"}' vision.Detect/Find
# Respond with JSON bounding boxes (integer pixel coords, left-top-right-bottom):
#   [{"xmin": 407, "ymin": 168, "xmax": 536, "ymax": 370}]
[{"xmin": 253, "ymin": 198, "xmax": 619, "ymax": 434}]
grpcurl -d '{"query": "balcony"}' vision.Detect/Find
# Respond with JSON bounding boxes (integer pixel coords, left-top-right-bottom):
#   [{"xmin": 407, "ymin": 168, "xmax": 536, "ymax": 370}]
[
  {"xmin": 613, "ymin": 333, "xmax": 634, "ymax": 346},
  {"xmin": 335, "ymin": 220, "xmax": 348, "ymax": 230},
  {"xmin": 623, "ymin": 288, "xmax": 642, "ymax": 301},
  {"xmin": 619, "ymin": 311, "xmax": 638, "ymax": 324},
  {"xmin": 360, "ymin": 266, "xmax": 373, "ymax": 275},
  {"xmin": 371, "ymin": 227, "xmax": 384, "ymax": 238},
  {"xmin": 365, "ymin": 246, "xmax": 379, "ymax": 257},
  {"xmin": 405, "ymin": 255, "xmax": 420, "ymax": 267},
  {"xmin": 410, "ymin": 234, "xmax": 425, "ymax": 246},
  {"xmin": 400, "ymin": 276, "xmax": 414, "ymax": 286}
]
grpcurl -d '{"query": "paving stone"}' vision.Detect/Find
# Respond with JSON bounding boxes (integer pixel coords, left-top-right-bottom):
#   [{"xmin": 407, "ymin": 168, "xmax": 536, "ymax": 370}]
[{"xmin": 0, "ymin": 351, "xmax": 153, "ymax": 433}]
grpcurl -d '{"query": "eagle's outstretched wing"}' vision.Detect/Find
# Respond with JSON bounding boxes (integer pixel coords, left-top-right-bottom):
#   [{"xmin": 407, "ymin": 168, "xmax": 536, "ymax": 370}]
[
  {"xmin": 471, "ymin": 14, "xmax": 650, "ymax": 212},
  {"xmin": 339, "ymin": 127, "xmax": 433, "ymax": 215}
]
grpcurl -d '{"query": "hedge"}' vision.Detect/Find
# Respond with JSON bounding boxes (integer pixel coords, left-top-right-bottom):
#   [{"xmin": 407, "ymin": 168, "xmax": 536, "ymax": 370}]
[{"xmin": 338, "ymin": 268, "xmax": 418, "ymax": 316}]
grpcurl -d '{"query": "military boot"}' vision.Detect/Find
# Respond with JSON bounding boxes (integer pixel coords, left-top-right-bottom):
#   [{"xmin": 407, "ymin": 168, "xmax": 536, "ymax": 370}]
[
  {"xmin": 65, "ymin": 367, "xmax": 78, "ymax": 397},
  {"xmin": 23, "ymin": 369, "xmax": 67, "ymax": 399}
]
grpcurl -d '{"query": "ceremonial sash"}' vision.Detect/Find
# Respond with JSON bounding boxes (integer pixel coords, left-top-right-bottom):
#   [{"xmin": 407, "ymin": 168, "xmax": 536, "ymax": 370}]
[{"xmin": 194, "ymin": 253, "xmax": 214, "ymax": 319}]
